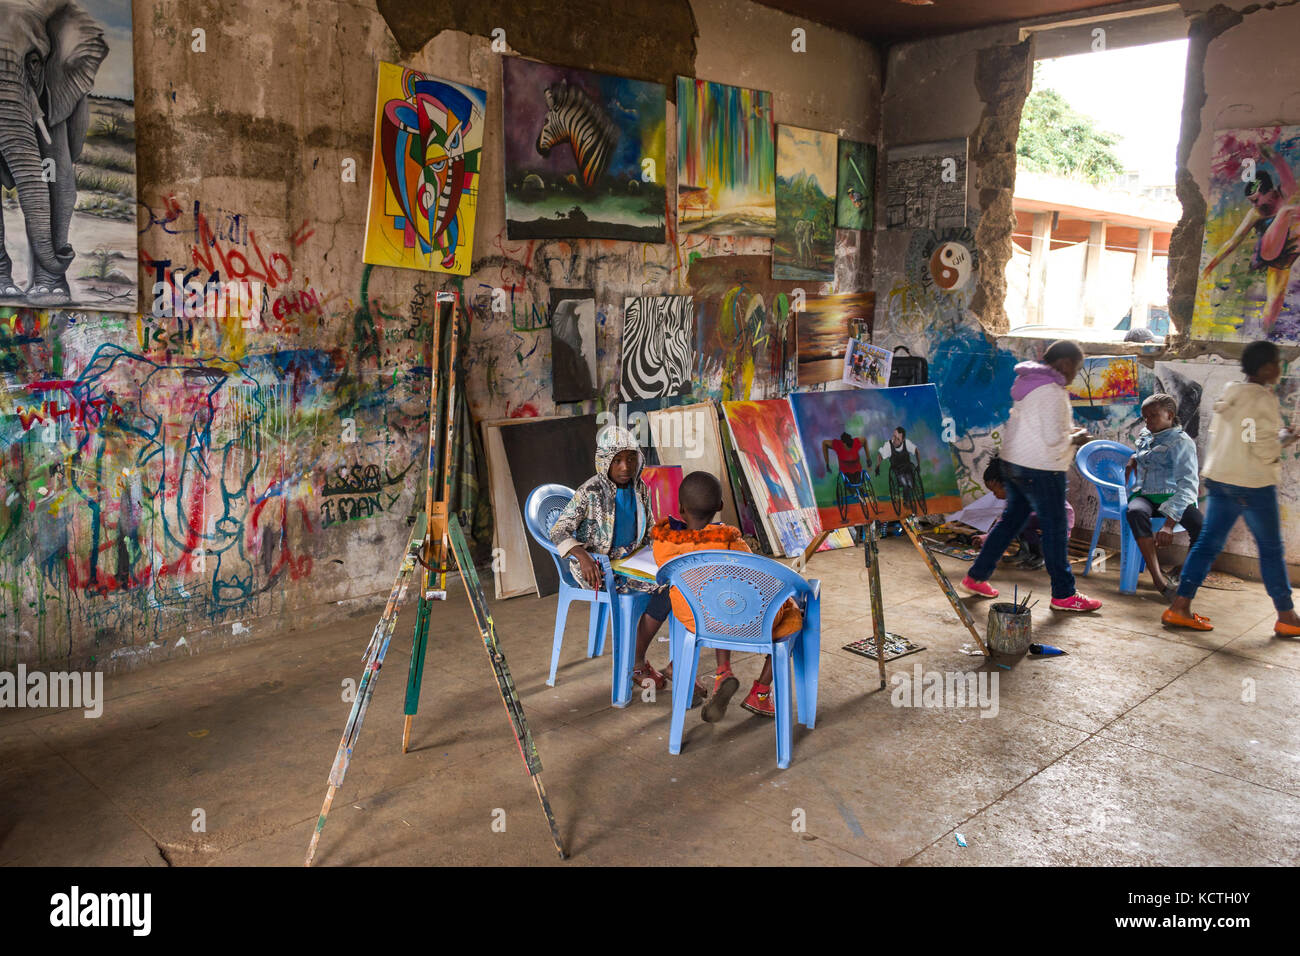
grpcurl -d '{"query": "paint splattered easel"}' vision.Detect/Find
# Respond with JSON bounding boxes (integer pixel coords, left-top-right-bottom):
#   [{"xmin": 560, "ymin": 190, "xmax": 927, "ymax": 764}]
[
  {"xmin": 305, "ymin": 291, "xmax": 564, "ymax": 866},
  {"xmin": 792, "ymin": 515, "xmax": 989, "ymax": 690}
]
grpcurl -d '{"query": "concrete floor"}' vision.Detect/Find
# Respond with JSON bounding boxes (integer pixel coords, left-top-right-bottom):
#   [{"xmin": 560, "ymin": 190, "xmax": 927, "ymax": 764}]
[{"xmin": 3, "ymin": 537, "xmax": 1299, "ymax": 867}]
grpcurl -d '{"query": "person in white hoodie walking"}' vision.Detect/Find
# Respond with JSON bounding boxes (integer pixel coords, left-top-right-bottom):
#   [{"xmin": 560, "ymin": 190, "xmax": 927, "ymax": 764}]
[
  {"xmin": 1163, "ymin": 341, "xmax": 1300, "ymax": 635},
  {"xmin": 960, "ymin": 341, "xmax": 1103, "ymax": 612}
]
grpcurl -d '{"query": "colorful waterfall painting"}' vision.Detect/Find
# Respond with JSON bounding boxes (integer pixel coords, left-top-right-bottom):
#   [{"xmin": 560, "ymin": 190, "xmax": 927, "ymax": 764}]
[{"xmin": 675, "ymin": 77, "xmax": 775, "ymax": 236}]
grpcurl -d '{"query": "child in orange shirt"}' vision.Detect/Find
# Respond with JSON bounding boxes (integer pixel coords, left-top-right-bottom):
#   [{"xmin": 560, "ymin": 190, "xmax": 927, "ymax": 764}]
[{"xmin": 650, "ymin": 471, "xmax": 802, "ymax": 721}]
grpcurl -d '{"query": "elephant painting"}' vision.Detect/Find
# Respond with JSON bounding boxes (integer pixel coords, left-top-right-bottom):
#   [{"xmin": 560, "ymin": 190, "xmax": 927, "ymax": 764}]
[
  {"xmin": 0, "ymin": 0, "xmax": 134, "ymax": 310},
  {"xmin": 794, "ymin": 219, "xmax": 815, "ymax": 267}
]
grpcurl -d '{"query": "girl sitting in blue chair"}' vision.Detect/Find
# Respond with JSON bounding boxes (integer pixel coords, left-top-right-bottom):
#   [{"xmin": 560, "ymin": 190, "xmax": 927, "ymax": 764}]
[{"xmin": 1124, "ymin": 393, "xmax": 1203, "ymax": 600}]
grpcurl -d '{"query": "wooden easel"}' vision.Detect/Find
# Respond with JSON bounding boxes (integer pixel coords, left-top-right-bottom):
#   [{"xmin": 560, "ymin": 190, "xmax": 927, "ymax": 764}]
[
  {"xmin": 789, "ymin": 509, "xmax": 989, "ymax": 691},
  {"xmin": 901, "ymin": 515, "xmax": 989, "ymax": 657},
  {"xmin": 305, "ymin": 291, "xmax": 564, "ymax": 865}
]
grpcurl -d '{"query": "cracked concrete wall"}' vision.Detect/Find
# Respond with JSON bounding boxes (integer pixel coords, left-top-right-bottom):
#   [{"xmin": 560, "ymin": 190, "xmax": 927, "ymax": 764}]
[
  {"xmin": 1165, "ymin": 0, "xmax": 1300, "ymax": 574},
  {"xmin": 871, "ymin": 22, "xmax": 1037, "ymax": 530},
  {"xmin": 1170, "ymin": 0, "xmax": 1300, "ymax": 352},
  {"xmin": 0, "ymin": 0, "xmax": 880, "ymax": 671}
]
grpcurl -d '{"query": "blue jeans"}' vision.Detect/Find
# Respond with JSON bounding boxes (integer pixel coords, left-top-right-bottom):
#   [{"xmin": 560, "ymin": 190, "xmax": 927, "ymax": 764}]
[
  {"xmin": 968, "ymin": 462, "xmax": 1076, "ymax": 600},
  {"xmin": 1178, "ymin": 479, "xmax": 1293, "ymax": 612}
]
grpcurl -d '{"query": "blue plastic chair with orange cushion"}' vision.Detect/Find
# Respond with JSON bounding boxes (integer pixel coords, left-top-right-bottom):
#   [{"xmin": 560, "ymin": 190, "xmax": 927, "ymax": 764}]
[
  {"xmin": 524, "ymin": 483, "xmax": 650, "ymax": 706},
  {"xmin": 656, "ymin": 550, "xmax": 820, "ymax": 769}
]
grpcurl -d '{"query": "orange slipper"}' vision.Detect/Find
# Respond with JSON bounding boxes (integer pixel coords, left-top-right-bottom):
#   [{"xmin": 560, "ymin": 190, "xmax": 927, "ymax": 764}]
[
  {"xmin": 1161, "ymin": 608, "xmax": 1213, "ymax": 631},
  {"xmin": 1274, "ymin": 620, "xmax": 1300, "ymax": 637}
]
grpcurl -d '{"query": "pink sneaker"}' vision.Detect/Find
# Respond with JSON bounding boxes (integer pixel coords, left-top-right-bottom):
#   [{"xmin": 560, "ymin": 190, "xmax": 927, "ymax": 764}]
[
  {"xmin": 1050, "ymin": 592, "xmax": 1102, "ymax": 612},
  {"xmin": 959, "ymin": 576, "xmax": 998, "ymax": 598}
]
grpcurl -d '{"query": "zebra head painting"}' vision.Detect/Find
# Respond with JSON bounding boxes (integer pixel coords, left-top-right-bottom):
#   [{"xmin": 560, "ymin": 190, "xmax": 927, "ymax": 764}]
[
  {"xmin": 503, "ymin": 58, "xmax": 667, "ymax": 242},
  {"xmin": 620, "ymin": 295, "xmax": 695, "ymax": 401},
  {"xmin": 536, "ymin": 81, "xmax": 619, "ymax": 189}
]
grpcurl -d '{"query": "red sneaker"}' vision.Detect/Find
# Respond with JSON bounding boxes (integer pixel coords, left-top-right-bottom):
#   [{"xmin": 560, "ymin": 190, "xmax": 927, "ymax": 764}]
[
  {"xmin": 1050, "ymin": 592, "xmax": 1102, "ymax": 612},
  {"xmin": 740, "ymin": 682, "xmax": 775, "ymax": 718},
  {"xmin": 959, "ymin": 576, "xmax": 998, "ymax": 598}
]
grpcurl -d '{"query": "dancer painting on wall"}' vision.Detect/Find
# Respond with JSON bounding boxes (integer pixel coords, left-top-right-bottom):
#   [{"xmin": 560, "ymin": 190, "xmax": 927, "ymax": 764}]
[{"xmin": 1201, "ymin": 139, "xmax": 1300, "ymax": 337}]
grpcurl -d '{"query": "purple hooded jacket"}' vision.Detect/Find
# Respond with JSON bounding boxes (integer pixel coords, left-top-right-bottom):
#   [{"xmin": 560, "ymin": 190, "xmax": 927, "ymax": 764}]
[
  {"xmin": 1010, "ymin": 361, "xmax": 1066, "ymax": 401},
  {"xmin": 1001, "ymin": 361, "xmax": 1076, "ymax": 472}
]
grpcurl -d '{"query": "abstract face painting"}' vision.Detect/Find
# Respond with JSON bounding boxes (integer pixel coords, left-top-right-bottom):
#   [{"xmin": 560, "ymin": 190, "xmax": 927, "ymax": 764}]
[{"xmin": 364, "ymin": 63, "xmax": 485, "ymax": 276}]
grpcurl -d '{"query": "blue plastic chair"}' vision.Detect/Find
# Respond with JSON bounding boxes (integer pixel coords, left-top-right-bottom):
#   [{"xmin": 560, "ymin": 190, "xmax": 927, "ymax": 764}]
[
  {"xmin": 1118, "ymin": 510, "xmax": 1183, "ymax": 595},
  {"xmin": 1075, "ymin": 440, "xmax": 1132, "ymax": 579},
  {"xmin": 656, "ymin": 551, "xmax": 820, "ymax": 770},
  {"xmin": 1074, "ymin": 440, "xmax": 1183, "ymax": 594},
  {"xmin": 524, "ymin": 484, "xmax": 651, "ymax": 706}
]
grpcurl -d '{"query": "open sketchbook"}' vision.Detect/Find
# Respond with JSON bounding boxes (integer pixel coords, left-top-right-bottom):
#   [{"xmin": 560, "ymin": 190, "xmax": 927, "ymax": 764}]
[{"xmin": 611, "ymin": 543, "xmax": 659, "ymax": 582}]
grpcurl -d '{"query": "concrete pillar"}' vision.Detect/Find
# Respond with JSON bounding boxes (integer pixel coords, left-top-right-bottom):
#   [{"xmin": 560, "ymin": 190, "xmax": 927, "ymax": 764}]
[
  {"xmin": 1132, "ymin": 227, "xmax": 1154, "ymax": 329},
  {"xmin": 1028, "ymin": 212, "xmax": 1052, "ymax": 325},
  {"xmin": 1083, "ymin": 220, "xmax": 1106, "ymax": 328}
]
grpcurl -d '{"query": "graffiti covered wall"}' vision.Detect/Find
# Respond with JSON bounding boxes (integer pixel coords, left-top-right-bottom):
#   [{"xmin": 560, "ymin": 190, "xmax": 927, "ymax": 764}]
[{"xmin": 0, "ymin": 0, "xmax": 882, "ymax": 670}]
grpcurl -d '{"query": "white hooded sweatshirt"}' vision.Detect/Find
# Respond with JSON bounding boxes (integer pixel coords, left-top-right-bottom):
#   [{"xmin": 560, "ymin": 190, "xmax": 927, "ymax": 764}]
[
  {"xmin": 1000, "ymin": 362, "xmax": 1076, "ymax": 472},
  {"xmin": 1202, "ymin": 381, "xmax": 1283, "ymax": 488}
]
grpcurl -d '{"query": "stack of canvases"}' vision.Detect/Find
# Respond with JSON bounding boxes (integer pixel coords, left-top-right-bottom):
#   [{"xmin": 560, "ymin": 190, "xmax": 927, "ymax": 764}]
[{"xmin": 359, "ymin": 54, "xmax": 896, "ymax": 596}]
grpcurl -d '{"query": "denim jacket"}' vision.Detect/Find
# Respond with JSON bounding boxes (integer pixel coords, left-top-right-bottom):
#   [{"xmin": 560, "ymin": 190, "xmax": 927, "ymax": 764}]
[{"xmin": 1131, "ymin": 425, "xmax": 1200, "ymax": 521}]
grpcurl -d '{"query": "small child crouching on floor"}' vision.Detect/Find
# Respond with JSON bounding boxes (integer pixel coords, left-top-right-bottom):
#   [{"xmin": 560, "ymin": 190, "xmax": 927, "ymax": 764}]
[
  {"xmin": 650, "ymin": 471, "xmax": 802, "ymax": 721},
  {"xmin": 975, "ymin": 456, "xmax": 1075, "ymax": 570}
]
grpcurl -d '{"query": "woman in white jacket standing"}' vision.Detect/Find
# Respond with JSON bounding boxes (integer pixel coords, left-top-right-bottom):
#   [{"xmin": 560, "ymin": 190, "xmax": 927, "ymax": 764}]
[
  {"xmin": 960, "ymin": 341, "xmax": 1103, "ymax": 612},
  {"xmin": 1164, "ymin": 341, "xmax": 1300, "ymax": 635}
]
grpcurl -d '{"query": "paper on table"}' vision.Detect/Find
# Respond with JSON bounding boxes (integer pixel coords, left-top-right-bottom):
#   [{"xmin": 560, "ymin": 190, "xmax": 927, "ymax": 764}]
[
  {"xmin": 947, "ymin": 491, "xmax": 1005, "ymax": 534},
  {"xmin": 611, "ymin": 542, "xmax": 659, "ymax": 582}
]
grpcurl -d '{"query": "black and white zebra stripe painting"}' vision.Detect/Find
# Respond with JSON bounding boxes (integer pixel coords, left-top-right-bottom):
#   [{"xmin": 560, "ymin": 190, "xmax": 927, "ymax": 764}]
[
  {"xmin": 620, "ymin": 295, "xmax": 695, "ymax": 401},
  {"xmin": 536, "ymin": 82, "xmax": 619, "ymax": 188}
]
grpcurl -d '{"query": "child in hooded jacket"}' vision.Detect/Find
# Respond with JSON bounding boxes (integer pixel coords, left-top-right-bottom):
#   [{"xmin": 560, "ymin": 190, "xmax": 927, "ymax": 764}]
[
  {"xmin": 650, "ymin": 471, "xmax": 802, "ymax": 721},
  {"xmin": 548, "ymin": 426, "xmax": 705, "ymax": 703},
  {"xmin": 960, "ymin": 340, "xmax": 1102, "ymax": 613},
  {"xmin": 1163, "ymin": 341, "xmax": 1300, "ymax": 635}
]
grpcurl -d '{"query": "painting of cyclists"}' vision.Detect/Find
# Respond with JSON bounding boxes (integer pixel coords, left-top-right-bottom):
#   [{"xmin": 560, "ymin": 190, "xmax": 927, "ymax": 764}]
[
  {"xmin": 1194, "ymin": 125, "xmax": 1300, "ymax": 342},
  {"xmin": 843, "ymin": 339, "xmax": 892, "ymax": 389},
  {"xmin": 790, "ymin": 384, "xmax": 961, "ymax": 528}
]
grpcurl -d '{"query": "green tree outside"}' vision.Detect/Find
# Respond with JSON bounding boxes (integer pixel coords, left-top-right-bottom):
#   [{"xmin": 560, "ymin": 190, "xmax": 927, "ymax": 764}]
[{"xmin": 1017, "ymin": 74, "xmax": 1125, "ymax": 185}]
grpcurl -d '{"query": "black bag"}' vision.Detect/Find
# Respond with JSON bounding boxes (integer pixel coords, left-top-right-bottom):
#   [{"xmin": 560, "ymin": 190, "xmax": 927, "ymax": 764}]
[{"xmin": 888, "ymin": 346, "xmax": 929, "ymax": 387}]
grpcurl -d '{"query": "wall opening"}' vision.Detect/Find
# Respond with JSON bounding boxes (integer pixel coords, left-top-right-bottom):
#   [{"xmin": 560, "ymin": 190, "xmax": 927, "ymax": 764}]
[{"xmin": 1005, "ymin": 5, "xmax": 1188, "ymax": 345}]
